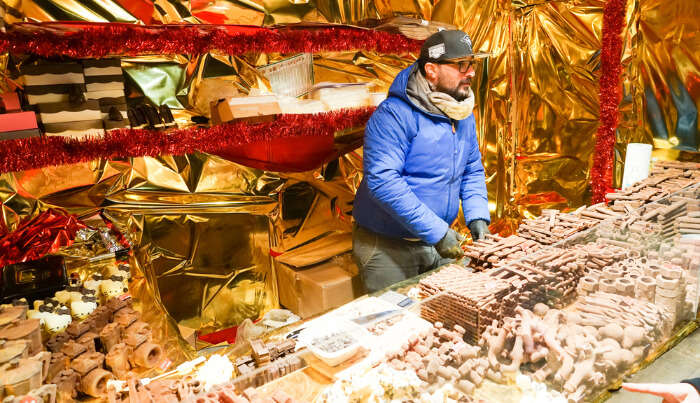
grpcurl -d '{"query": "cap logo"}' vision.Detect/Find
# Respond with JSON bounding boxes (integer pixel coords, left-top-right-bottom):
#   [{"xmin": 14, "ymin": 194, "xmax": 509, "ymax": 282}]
[
  {"xmin": 460, "ymin": 35, "xmax": 472, "ymax": 48},
  {"xmin": 428, "ymin": 43, "xmax": 445, "ymax": 59}
]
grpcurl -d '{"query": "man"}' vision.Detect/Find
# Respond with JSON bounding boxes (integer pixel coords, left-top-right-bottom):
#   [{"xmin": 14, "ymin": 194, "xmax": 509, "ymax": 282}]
[{"xmin": 352, "ymin": 29, "xmax": 491, "ymax": 293}]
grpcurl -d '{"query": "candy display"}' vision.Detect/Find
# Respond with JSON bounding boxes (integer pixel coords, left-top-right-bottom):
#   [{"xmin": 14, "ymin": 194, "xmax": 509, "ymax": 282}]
[
  {"xmin": 478, "ymin": 296, "xmax": 668, "ymax": 402},
  {"xmin": 0, "ymin": 155, "xmax": 699, "ymax": 403},
  {"xmin": 462, "ymin": 234, "xmax": 542, "ymax": 271}
]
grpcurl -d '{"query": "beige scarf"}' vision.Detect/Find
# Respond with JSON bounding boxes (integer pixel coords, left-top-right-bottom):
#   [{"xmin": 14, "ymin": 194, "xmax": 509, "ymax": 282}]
[{"xmin": 428, "ymin": 88, "xmax": 475, "ymax": 120}]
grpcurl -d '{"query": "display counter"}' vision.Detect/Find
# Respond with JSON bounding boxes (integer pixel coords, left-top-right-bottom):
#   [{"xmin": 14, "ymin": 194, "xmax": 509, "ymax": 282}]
[{"xmin": 2, "ymin": 162, "xmax": 699, "ymax": 403}]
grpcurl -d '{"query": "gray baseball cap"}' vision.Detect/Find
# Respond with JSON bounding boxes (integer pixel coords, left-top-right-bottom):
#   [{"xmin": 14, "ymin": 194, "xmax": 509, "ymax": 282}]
[{"xmin": 419, "ymin": 30, "xmax": 491, "ymax": 62}]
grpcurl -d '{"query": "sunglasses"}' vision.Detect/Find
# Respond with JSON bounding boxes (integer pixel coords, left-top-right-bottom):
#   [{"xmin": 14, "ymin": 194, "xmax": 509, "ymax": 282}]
[{"xmin": 435, "ymin": 60, "xmax": 477, "ymax": 73}]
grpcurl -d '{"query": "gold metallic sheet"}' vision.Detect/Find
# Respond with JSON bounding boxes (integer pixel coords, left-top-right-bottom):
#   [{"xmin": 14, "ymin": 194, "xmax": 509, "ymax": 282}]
[
  {"xmin": 637, "ymin": 0, "xmax": 700, "ymax": 156},
  {"xmin": 103, "ymin": 153, "xmax": 285, "ymax": 333}
]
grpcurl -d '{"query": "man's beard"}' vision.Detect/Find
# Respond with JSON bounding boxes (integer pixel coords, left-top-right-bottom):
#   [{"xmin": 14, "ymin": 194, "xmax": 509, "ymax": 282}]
[{"xmin": 435, "ymin": 79, "xmax": 471, "ymax": 101}]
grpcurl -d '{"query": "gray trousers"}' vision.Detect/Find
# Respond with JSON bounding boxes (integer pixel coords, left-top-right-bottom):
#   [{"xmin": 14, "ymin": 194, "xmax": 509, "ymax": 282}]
[{"xmin": 352, "ymin": 224, "xmax": 453, "ymax": 294}]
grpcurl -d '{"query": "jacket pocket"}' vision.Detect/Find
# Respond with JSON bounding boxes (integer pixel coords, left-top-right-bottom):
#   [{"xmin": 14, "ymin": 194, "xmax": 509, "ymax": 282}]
[{"xmin": 352, "ymin": 225, "xmax": 379, "ymax": 268}]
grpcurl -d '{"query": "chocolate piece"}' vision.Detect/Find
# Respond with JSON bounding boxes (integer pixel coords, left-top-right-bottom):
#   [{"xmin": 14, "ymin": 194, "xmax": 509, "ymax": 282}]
[
  {"xmin": 0, "ymin": 319, "xmax": 42, "ymax": 355},
  {"xmin": 70, "ymin": 351, "xmax": 103, "ymax": 376},
  {"xmin": 80, "ymin": 366, "xmax": 113, "ymax": 397},
  {"xmin": 47, "ymin": 352, "xmax": 68, "ymax": 381},
  {"xmin": 99, "ymin": 322, "xmax": 121, "ymax": 352},
  {"xmin": 105, "ymin": 342, "xmax": 131, "ymax": 378},
  {"xmin": 52, "ymin": 369, "xmax": 80, "ymax": 403},
  {"xmin": 60, "ymin": 340, "xmax": 87, "ymax": 360},
  {"xmin": 106, "ymin": 297, "xmax": 129, "ymax": 314},
  {"xmin": 46, "ymin": 332, "xmax": 70, "ymax": 353},
  {"xmin": 77, "ymin": 331, "xmax": 99, "ymax": 353},
  {"xmin": 43, "ymin": 119, "xmax": 104, "ymax": 133},
  {"xmin": 85, "ymin": 89, "xmax": 125, "ymax": 100},
  {"xmin": 82, "ymin": 58, "xmax": 121, "ymax": 70},
  {"xmin": 250, "ymin": 339, "xmax": 270, "ymax": 366},
  {"xmin": 84, "ymin": 74, "xmax": 125, "ymax": 92},
  {"xmin": 68, "ymin": 84, "xmax": 86, "ymax": 105},
  {"xmin": 141, "ymin": 104, "xmax": 163, "ymax": 128},
  {"xmin": 25, "ymin": 83, "xmax": 87, "ymax": 96},
  {"xmin": 21, "ymin": 63, "xmax": 83, "ymax": 76},
  {"xmin": 38, "ymin": 100, "xmax": 101, "ymax": 124},
  {"xmin": 0, "ymin": 305, "xmax": 27, "ymax": 327},
  {"xmin": 108, "ymin": 106, "xmax": 124, "ymax": 121},
  {"xmin": 66, "ymin": 320, "xmax": 91, "ymax": 339},
  {"xmin": 113, "ymin": 307, "xmax": 139, "ymax": 329},
  {"xmin": 133, "ymin": 341, "xmax": 163, "ymax": 368},
  {"xmin": 127, "ymin": 107, "xmax": 146, "ymax": 128},
  {"xmin": 159, "ymin": 104, "xmax": 176, "ymax": 128}
]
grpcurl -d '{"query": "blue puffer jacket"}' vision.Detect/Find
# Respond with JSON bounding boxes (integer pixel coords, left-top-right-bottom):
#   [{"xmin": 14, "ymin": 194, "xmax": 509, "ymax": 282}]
[{"xmin": 352, "ymin": 63, "xmax": 490, "ymax": 245}]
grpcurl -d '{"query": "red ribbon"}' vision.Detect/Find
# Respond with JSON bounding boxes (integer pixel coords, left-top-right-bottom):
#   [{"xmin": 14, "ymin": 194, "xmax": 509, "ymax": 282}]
[{"xmin": 0, "ymin": 209, "xmax": 86, "ymax": 267}]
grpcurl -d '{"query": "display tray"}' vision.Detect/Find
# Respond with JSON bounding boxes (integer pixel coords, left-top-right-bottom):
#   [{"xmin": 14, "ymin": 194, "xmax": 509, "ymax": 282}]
[
  {"xmin": 221, "ymin": 182, "xmax": 700, "ymax": 403},
  {"xmin": 228, "ymin": 286, "xmax": 699, "ymax": 403}
]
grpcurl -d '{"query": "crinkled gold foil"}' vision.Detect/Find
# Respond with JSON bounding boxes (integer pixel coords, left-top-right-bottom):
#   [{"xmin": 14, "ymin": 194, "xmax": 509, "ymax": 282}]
[{"xmin": 637, "ymin": 0, "xmax": 699, "ymax": 155}]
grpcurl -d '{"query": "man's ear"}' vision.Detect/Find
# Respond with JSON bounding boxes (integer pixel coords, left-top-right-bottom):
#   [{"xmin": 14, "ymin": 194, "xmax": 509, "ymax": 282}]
[{"xmin": 424, "ymin": 62, "xmax": 440, "ymax": 85}]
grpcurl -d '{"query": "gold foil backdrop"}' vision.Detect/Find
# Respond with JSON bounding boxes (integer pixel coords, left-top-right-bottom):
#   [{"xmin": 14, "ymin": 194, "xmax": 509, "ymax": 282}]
[{"xmin": 637, "ymin": 0, "xmax": 700, "ymax": 164}]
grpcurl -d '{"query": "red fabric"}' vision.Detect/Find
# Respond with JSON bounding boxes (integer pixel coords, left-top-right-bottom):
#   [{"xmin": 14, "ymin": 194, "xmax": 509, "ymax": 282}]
[
  {"xmin": 591, "ymin": 0, "xmax": 628, "ymax": 203},
  {"xmin": 0, "ymin": 209, "xmax": 86, "ymax": 267},
  {"xmin": 0, "ymin": 108, "xmax": 375, "ymax": 174},
  {"xmin": 197, "ymin": 326, "xmax": 238, "ymax": 345},
  {"xmin": 0, "ymin": 22, "xmax": 422, "ymax": 57}
]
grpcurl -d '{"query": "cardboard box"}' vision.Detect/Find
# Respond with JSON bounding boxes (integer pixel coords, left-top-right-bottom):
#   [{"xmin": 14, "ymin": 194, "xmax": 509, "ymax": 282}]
[
  {"xmin": 1, "ymin": 92, "xmax": 21, "ymax": 112},
  {"xmin": 177, "ymin": 324, "xmax": 198, "ymax": 349},
  {"xmin": 275, "ymin": 232, "xmax": 352, "ymax": 268},
  {"xmin": 0, "ymin": 111, "xmax": 41, "ymax": 140},
  {"xmin": 211, "ymin": 95, "xmax": 281, "ymax": 124},
  {"xmin": 277, "ymin": 257, "xmax": 363, "ymax": 319}
]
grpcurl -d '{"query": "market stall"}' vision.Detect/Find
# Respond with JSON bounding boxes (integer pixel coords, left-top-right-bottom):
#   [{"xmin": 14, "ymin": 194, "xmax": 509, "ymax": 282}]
[{"xmin": 1, "ymin": 0, "xmax": 699, "ymax": 402}]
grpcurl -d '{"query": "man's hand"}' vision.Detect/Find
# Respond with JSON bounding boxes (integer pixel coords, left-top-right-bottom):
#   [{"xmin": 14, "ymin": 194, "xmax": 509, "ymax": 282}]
[
  {"xmin": 434, "ymin": 228, "xmax": 464, "ymax": 259},
  {"xmin": 468, "ymin": 219, "xmax": 490, "ymax": 241},
  {"xmin": 621, "ymin": 382, "xmax": 700, "ymax": 403}
]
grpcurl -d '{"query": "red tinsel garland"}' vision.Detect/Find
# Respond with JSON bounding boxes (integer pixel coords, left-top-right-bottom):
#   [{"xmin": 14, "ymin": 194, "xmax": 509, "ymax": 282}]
[
  {"xmin": 0, "ymin": 209, "xmax": 86, "ymax": 267},
  {"xmin": 0, "ymin": 22, "xmax": 422, "ymax": 57},
  {"xmin": 591, "ymin": 0, "xmax": 628, "ymax": 203},
  {"xmin": 0, "ymin": 108, "xmax": 375, "ymax": 174}
]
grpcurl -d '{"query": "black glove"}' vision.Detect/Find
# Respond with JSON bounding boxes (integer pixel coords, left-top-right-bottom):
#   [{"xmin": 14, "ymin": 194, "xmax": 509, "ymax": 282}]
[
  {"xmin": 434, "ymin": 228, "xmax": 465, "ymax": 259},
  {"xmin": 468, "ymin": 219, "xmax": 490, "ymax": 241}
]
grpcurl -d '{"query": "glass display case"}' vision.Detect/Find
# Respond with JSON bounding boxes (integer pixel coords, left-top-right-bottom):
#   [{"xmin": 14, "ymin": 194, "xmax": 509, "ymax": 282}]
[{"xmin": 200, "ymin": 181, "xmax": 700, "ymax": 403}]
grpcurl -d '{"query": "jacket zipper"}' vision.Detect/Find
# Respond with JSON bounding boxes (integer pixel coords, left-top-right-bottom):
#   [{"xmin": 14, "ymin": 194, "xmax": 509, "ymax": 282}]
[{"xmin": 448, "ymin": 120, "xmax": 457, "ymax": 218}]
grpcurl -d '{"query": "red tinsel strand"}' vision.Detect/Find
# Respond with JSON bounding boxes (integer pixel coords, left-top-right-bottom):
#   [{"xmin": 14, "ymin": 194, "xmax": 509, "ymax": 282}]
[
  {"xmin": 0, "ymin": 23, "xmax": 422, "ymax": 57},
  {"xmin": 0, "ymin": 108, "xmax": 376, "ymax": 174},
  {"xmin": 591, "ymin": 0, "xmax": 627, "ymax": 203},
  {"xmin": 0, "ymin": 208, "xmax": 86, "ymax": 267}
]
